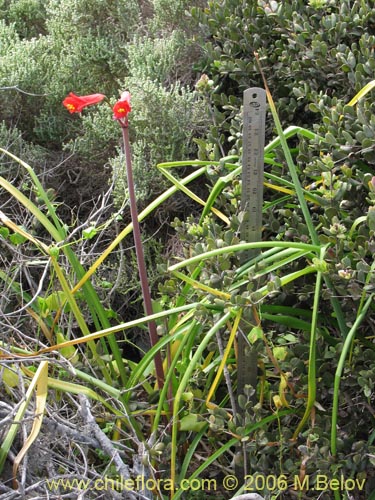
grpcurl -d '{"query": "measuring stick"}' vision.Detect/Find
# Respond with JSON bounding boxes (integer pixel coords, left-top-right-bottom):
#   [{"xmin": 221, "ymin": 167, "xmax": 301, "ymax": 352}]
[
  {"xmin": 240, "ymin": 87, "xmax": 266, "ymax": 265},
  {"xmin": 236, "ymin": 88, "xmax": 266, "ymax": 478},
  {"xmin": 237, "ymin": 87, "xmax": 266, "ymax": 394}
]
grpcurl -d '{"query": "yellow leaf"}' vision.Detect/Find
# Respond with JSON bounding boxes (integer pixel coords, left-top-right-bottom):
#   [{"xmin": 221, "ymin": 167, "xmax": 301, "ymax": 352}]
[
  {"xmin": 12, "ymin": 361, "xmax": 48, "ymax": 487},
  {"xmin": 2, "ymin": 366, "xmax": 19, "ymax": 388},
  {"xmin": 347, "ymin": 80, "xmax": 375, "ymax": 107},
  {"xmin": 26, "ymin": 308, "xmax": 53, "ymax": 343},
  {"xmin": 278, "ymin": 372, "xmax": 291, "ymax": 408},
  {"xmin": 56, "ymin": 332, "xmax": 79, "ymax": 364},
  {"xmin": 273, "ymin": 395, "xmax": 283, "ymax": 410}
]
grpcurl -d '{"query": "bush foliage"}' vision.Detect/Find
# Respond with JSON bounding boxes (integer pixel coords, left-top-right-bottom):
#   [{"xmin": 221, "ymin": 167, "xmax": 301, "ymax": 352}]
[
  {"xmin": 1, "ymin": 0, "xmax": 375, "ymax": 499},
  {"xmin": 0, "ymin": 0, "xmax": 204, "ymax": 207}
]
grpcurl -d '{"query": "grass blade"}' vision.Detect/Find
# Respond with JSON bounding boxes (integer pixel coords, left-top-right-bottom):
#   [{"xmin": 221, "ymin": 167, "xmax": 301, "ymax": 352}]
[
  {"xmin": 0, "ymin": 361, "xmax": 48, "ymax": 474},
  {"xmin": 12, "ymin": 361, "xmax": 48, "ymax": 486}
]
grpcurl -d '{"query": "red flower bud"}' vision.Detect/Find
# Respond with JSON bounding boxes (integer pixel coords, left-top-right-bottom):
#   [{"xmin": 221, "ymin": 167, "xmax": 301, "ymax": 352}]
[
  {"xmin": 62, "ymin": 92, "xmax": 106, "ymax": 113},
  {"xmin": 113, "ymin": 91, "xmax": 131, "ymax": 119}
]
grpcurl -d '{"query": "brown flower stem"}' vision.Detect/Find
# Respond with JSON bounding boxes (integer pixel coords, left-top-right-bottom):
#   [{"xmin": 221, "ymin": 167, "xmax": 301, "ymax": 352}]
[{"xmin": 119, "ymin": 119, "xmax": 165, "ymax": 389}]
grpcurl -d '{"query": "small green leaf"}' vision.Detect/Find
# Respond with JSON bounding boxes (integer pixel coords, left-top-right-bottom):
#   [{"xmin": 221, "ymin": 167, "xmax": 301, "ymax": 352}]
[
  {"xmin": 312, "ymin": 257, "xmax": 328, "ymax": 273},
  {"xmin": 248, "ymin": 325, "xmax": 263, "ymax": 344},
  {"xmin": 273, "ymin": 346, "xmax": 288, "ymax": 361},
  {"xmin": 48, "ymin": 245, "xmax": 60, "ymax": 257},
  {"xmin": 83, "ymin": 225, "xmax": 98, "ymax": 240},
  {"xmin": 367, "ymin": 210, "xmax": 375, "ymax": 231},
  {"xmin": 0, "ymin": 227, "xmax": 10, "ymax": 238},
  {"xmin": 181, "ymin": 392, "xmax": 194, "ymax": 402},
  {"xmin": 56, "ymin": 331, "xmax": 79, "ymax": 364},
  {"xmin": 9, "ymin": 232, "xmax": 27, "ymax": 245},
  {"xmin": 283, "ymin": 333, "xmax": 298, "ymax": 343},
  {"xmin": 45, "ymin": 291, "xmax": 67, "ymax": 311},
  {"xmin": 99, "ymin": 280, "xmax": 113, "ymax": 289},
  {"xmin": 238, "ymin": 394, "xmax": 247, "ymax": 410},
  {"xmin": 179, "ymin": 413, "xmax": 206, "ymax": 432}
]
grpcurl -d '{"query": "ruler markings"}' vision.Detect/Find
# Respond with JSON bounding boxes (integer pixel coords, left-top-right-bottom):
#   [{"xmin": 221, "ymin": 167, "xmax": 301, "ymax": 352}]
[{"xmin": 237, "ymin": 87, "xmax": 266, "ymax": 406}]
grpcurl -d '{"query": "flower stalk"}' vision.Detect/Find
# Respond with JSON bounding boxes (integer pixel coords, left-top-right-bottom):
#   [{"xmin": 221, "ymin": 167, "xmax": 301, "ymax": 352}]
[
  {"xmin": 118, "ymin": 118, "xmax": 165, "ymax": 389},
  {"xmin": 62, "ymin": 91, "xmax": 165, "ymax": 389}
]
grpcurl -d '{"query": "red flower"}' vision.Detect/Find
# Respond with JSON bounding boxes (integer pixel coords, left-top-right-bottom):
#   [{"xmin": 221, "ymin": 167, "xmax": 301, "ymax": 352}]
[
  {"xmin": 113, "ymin": 91, "xmax": 131, "ymax": 119},
  {"xmin": 62, "ymin": 92, "xmax": 106, "ymax": 113}
]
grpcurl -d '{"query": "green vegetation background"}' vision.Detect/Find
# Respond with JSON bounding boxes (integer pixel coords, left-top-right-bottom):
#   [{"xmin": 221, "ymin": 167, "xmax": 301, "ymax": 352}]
[{"xmin": 1, "ymin": 0, "xmax": 375, "ymax": 499}]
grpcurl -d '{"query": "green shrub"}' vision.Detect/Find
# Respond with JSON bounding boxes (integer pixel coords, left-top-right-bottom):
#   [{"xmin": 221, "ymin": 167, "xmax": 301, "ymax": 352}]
[
  {"xmin": 150, "ymin": 0, "xmax": 375, "ymax": 488},
  {"xmin": 127, "ymin": 29, "xmax": 195, "ymax": 85},
  {"xmin": 0, "ymin": 0, "xmax": 206, "ymax": 210},
  {"xmin": 1, "ymin": 0, "xmax": 375, "ymax": 496},
  {"xmin": 45, "ymin": 0, "xmax": 140, "ymax": 40},
  {"xmin": 192, "ymin": 0, "xmax": 375, "ymax": 154},
  {"xmin": 0, "ymin": 0, "xmax": 47, "ymax": 38},
  {"xmin": 0, "ymin": 0, "xmax": 141, "ymax": 147},
  {"xmin": 60, "ymin": 29, "xmax": 207, "ymax": 206},
  {"xmin": 112, "ymin": 0, "xmax": 208, "ymax": 205},
  {"xmin": 189, "ymin": 0, "xmax": 375, "ymax": 308},
  {"xmin": 112, "ymin": 78, "xmax": 204, "ymax": 205},
  {"xmin": 150, "ymin": 0, "xmax": 203, "ymax": 33}
]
